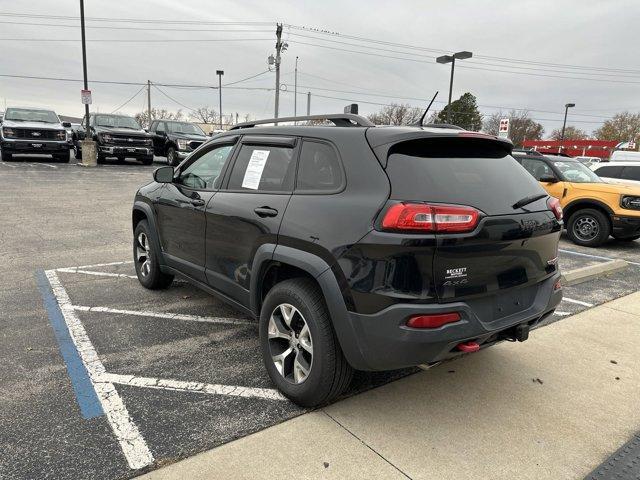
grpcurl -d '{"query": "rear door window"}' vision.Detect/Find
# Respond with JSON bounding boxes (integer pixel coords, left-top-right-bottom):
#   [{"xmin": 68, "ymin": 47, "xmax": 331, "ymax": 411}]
[
  {"xmin": 386, "ymin": 138, "xmax": 546, "ymax": 215},
  {"xmin": 296, "ymin": 141, "xmax": 344, "ymax": 192},
  {"xmin": 595, "ymin": 165, "xmax": 623, "ymax": 178},
  {"xmin": 621, "ymin": 166, "xmax": 640, "ymax": 181},
  {"xmin": 226, "ymin": 144, "xmax": 296, "ymax": 192}
]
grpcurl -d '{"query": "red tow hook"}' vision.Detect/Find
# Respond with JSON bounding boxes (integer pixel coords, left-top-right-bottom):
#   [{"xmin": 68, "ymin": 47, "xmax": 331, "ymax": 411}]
[{"xmin": 456, "ymin": 341, "xmax": 480, "ymax": 353}]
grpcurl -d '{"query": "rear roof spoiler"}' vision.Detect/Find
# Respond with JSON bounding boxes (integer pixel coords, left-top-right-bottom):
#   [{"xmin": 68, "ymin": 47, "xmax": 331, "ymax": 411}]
[{"xmin": 366, "ymin": 130, "xmax": 513, "ymax": 168}]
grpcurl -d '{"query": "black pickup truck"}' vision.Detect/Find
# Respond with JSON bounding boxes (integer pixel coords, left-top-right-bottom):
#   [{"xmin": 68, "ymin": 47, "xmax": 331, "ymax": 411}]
[
  {"xmin": 149, "ymin": 120, "xmax": 208, "ymax": 166},
  {"xmin": 0, "ymin": 107, "xmax": 71, "ymax": 162},
  {"xmin": 74, "ymin": 113, "xmax": 154, "ymax": 165}
]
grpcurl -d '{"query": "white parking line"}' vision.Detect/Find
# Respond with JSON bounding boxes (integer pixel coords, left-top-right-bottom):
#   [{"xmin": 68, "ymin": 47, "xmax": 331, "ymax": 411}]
[
  {"xmin": 72, "ymin": 305, "xmax": 252, "ymax": 326},
  {"xmin": 58, "ymin": 260, "xmax": 134, "ymax": 270},
  {"xmin": 103, "ymin": 373, "xmax": 286, "ymax": 401},
  {"xmin": 44, "ymin": 270, "xmax": 154, "ymax": 470},
  {"xmin": 562, "ymin": 297, "xmax": 594, "ymax": 307},
  {"xmin": 57, "ymin": 268, "xmax": 137, "ymax": 279},
  {"xmin": 555, "ymin": 311, "xmax": 571, "ymax": 316},
  {"xmin": 560, "ymin": 248, "xmax": 640, "ymax": 267}
]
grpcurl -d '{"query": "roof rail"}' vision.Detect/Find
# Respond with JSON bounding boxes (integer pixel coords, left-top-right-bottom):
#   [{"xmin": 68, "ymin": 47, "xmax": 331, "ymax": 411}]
[
  {"xmin": 422, "ymin": 123, "xmax": 465, "ymax": 130},
  {"xmin": 229, "ymin": 113, "xmax": 374, "ymax": 130}
]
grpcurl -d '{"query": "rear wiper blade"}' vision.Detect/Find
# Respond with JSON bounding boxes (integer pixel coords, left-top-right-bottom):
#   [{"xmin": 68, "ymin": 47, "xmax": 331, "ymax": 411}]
[{"xmin": 512, "ymin": 194, "xmax": 547, "ymax": 210}]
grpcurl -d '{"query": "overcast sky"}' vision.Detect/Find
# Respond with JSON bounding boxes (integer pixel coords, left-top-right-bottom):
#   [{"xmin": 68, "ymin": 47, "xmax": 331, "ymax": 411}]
[{"xmin": 1, "ymin": 0, "xmax": 638, "ymax": 136}]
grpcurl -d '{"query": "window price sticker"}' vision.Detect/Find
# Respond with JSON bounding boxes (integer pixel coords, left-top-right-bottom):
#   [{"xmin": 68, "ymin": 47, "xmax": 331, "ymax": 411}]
[{"xmin": 242, "ymin": 149, "xmax": 270, "ymax": 190}]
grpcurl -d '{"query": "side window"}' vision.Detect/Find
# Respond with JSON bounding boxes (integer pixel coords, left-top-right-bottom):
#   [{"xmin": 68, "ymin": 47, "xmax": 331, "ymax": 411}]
[
  {"xmin": 156, "ymin": 122, "xmax": 166, "ymax": 134},
  {"xmin": 177, "ymin": 144, "xmax": 234, "ymax": 190},
  {"xmin": 296, "ymin": 141, "xmax": 343, "ymax": 192},
  {"xmin": 521, "ymin": 158, "xmax": 553, "ymax": 180},
  {"xmin": 595, "ymin": 166, "xmax": 623, "ymax": 178},
  {"xmin": 622, "ymin": 166, "xmax": 640, "ymax": 181},
  {"xmin": 227, "ymin": 144, "xmax": 295, "ymax": 192}
]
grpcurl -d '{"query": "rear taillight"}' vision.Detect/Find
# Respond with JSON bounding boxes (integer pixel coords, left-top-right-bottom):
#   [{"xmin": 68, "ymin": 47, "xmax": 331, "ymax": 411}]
[
  {"xmin": 547, "ymin": 197, "xmax": 563, "ymax": 220},
  {"xmin": 381, "ymin": 203, "xmax": 480, "ymax": 233},
  {"xmin": 406, "ymin": 312, "xmax": 461, "ymax": 329}
]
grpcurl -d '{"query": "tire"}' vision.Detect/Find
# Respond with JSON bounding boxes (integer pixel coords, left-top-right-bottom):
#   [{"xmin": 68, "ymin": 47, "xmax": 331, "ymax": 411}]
[
  {"xmin": 97, "ymin": 153, "xmax": 106, "ymax": 165},
  {"xmin": 613, "ymin": 234, "xmax": 640, "ymax": 242},
  {"xmin": 1, "ymin": 150, "xmax": 12, "ymax": 162},
  {"xmin": 54, "ymin": 153, "xmax": 70, "ymax": 163},
  {"xmin": 141, "ymin": 155, "xmax": 154, "ymax": 166},
  {"xmin": 259, "ymin": 278, "xmax": 353, "ymax": 407},
  {"xmin": 74, "ymin": 145, "xmax": 82, "ymax": 160},
  {"xmin": 133, "ymin": 220, "xmax": 174, "ymax": 289},
  {"xmin": 566, "ymin": 208, "xmax": 611, "ymax": 247},
  {"xmin": 166, "ymin": 147, "xmax": 179, "ymax": 166}
]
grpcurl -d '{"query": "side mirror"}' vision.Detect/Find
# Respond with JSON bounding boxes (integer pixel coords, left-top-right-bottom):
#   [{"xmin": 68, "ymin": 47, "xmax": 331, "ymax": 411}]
[
  {"xmin": 539, "ymin": 175, "xmax": 558, "ymax": 183},
  {"xmin": 62, "ymin": 121, "xmax": 72, "ymax": 128},
  {"xmin": 153, "ymin": 166, "xmax": 174, "ymax": 183},
  {"xmin": 144, "ymin": 128, "xmax": 149, "ymax": 133}
]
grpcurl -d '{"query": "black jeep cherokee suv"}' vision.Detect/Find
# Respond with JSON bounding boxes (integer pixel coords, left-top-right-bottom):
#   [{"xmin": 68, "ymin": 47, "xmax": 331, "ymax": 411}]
[
  {"xmin": 149, "ymin": 120, "xmax": 208, "ymax": 166},
  {"xmin": 1, "ymin": 107, "xmax": 71, "ymax": 162},
  {"xmin": 75, "ymin": 113, "xmax": 154, "ymax": 164},
  {"xmin": 131, "ymin": 114, "xmax": 563, "ymax": 406}
]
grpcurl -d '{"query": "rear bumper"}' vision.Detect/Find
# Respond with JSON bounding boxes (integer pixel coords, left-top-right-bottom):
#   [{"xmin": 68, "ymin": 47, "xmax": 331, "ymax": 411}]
[
  {"xmin": 1, "ymin": 139, "xmax": 70, "ymax": 153},
  {"xmin": 335, "ymin": 272, "xmax": 562, "ymax": 371},
  {"xmin": 99, "ymin": 145, "xmax": 152, "ymax": 157},
  {"xmin": 612, "ymin": 215, "xmax": 640, "ymax": 238}
]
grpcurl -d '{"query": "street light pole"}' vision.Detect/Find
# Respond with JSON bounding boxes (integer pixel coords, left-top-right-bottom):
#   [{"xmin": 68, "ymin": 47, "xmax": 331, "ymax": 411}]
[
  {"xmin": 560, "ymin": 102, "xmax": 575, "ymax": 147},
  {"xmin": 436, "ymin": 51, "xmax": 472, "ymax": 124},
  {"xmin": 216, "ymin": 70, "xmax": 224, "ymax": 130}
]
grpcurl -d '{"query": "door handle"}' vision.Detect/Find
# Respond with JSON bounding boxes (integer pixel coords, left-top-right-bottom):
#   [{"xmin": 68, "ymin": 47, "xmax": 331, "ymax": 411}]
[
  {"xmin": 190, "ymin": 198, "xmax": 206, "ymax": 206},
  {"xmin": 254, "ymin": 206, "xmax": 278, "ymax": 218}
]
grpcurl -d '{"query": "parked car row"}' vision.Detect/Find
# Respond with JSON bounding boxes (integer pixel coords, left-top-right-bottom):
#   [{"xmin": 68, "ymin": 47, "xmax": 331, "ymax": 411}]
[
  {"xmin": 513, "ymin": 151, "xmax": 640, "ymax": 246},
  {"xmin": 72, "ymin": 113, "xmax": 209, "ymax": 165}
]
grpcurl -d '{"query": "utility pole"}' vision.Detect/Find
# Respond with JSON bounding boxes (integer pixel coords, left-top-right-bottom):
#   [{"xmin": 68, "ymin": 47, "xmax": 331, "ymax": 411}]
[
  {"xmin": 306, "ymin": 91, "xmax": 311, "ymax": 115},
  {"xmin": 216, "ymin": 70, "xmax": 224, "ymax": 130},
  {"xmin": 147, "ymin": 80, "xmax": 152, "ymax": 129},
  {"xmin": 294, "ymin": 56, "xmax": 299, "ymax": 118},
  {"xmin": 80, "ymin": 0, "xmax": 90, "ymax": 138},
  {"xmin": 274, "ymin": 23, "xmax": 283, "ymax": 119}
]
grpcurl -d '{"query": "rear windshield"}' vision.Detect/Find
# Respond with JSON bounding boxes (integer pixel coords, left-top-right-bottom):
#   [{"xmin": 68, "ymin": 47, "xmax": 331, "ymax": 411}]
[{"xmin": 386, "ymin": 138, "xmax": 547, "ymax": 215}]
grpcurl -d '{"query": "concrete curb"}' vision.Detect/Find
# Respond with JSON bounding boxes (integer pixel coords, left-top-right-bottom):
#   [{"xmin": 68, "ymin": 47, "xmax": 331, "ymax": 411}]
[{"xmin": 561, "ymin": 259, "xmax": 628, "ymax": 286}]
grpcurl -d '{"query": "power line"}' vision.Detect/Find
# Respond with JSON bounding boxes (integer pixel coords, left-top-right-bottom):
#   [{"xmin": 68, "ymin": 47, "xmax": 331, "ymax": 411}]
[
  {"xmin": 286, "ymin": 24, "xmax": 640, "ymax": 75},
  {"xmin": 288, "ymin": 40, "xmax": 640, "ymax": 85},
  {"xmin": 0, "ymin": 37, "xmax": 272, "ymax": 43},
  {"xmin": 0, "ymin": 20, "xmax": 273, "ymax": 33},
  {"xmin": 152, "ymin": 84, "xmax": 197, "ymax": 111},
  {"xmin": 111, "ymin": 85, "xmax": 146, "ymax": 113}
]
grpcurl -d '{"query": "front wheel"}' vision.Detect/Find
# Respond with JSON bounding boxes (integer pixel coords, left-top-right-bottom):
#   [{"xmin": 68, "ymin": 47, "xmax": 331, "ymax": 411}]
[
  {"xmin": 54, "ymin": 153, "xmax": 70, "ymax": 163},
  {"xmin": 74, "ymin": 145, "xmax": 82, "ymax": 159},
  {"xmin": 141, "ymin": 155, "xmax": 154, "ymax": 166},
  {"xmin": 1, "ymin": 150, "xmax": 13, "ymax": 162},
  {"xmin": 166, "ymin": 147, "xmax": 179, "ymax": 166},
  {"xmin": 259, "ymin": 278, "xmax": 353, "ymax": 407},
  {"xmin": 133, "ymin": 220, "xmax": 174, "ymax": 289},
  {"xmin": 566, "ymin": 208, "xmax": 610, "ymax": 247}
]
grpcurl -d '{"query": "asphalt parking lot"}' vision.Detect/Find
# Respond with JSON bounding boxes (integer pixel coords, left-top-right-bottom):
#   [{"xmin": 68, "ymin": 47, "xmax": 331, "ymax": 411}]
[{"xmin": 2, "ymin": 154, "xmax": 640, "ymax": 479}]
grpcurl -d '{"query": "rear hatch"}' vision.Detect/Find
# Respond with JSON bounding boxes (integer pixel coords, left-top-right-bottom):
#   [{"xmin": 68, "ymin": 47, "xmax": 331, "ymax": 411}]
[{"xmin": 379, "ymin": 135, "xmax": 561, "ymax": 309}]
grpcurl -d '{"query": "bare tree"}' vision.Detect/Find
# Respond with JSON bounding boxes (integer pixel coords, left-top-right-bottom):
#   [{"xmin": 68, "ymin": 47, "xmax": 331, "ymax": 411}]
[
  {"xmin": 483, "ymin": 110, "xmax": 544, "ymax": 148},
  {"xmin": 189, "ymin": 106, "xmax": 218, "ymax": 124},
  {"xmin": 134, "ymin": 108, "xmax": 183, "ymax": 128},
  {"xmin": 367, "ymin": 103, "xmax": 423, "ymax": 125},
  {"xmin": 550, "ymin": 126, "xmax": 587, "ymax": 140}
]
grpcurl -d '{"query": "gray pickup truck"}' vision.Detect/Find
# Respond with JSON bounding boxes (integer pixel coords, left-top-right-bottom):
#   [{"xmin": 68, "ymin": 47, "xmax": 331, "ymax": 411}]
[{"xmin": 0, "ymin": 107, "xmax": 71, "ymax": 162}]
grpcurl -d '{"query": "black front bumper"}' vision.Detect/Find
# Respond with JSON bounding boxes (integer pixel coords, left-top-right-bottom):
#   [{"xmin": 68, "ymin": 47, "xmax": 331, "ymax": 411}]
[
  {"xmin": 612, "ymin": 215, "xmax": 640, "ymax": 238},
  {"xmin": 99, "ymin": 145, "xmax": 152, "ymax": 158},
  {"xmin": 335, "ymin": 272, "xmax": 562, "ymax": 371},
  {"xmin": 1, "ymin": 140, "xmax": 70, "ymax": 154}
]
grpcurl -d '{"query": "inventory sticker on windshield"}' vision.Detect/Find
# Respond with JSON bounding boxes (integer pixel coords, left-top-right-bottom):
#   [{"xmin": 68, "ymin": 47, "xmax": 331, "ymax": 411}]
[{"xmin": 242, "ymin": 150, "xmax": 270, "ymax": 190}]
